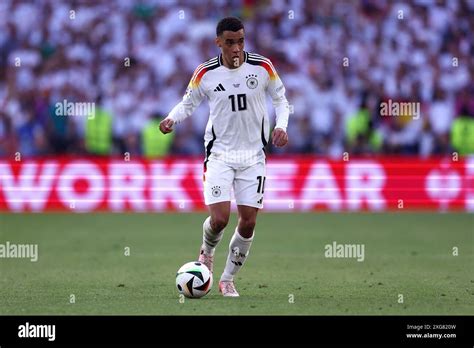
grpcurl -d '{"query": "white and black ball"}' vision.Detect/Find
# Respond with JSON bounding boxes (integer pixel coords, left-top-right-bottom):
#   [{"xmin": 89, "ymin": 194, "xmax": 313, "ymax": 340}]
[{"xmin": 176, "ymin": 261, "xmax": 213, "ymax": 298}]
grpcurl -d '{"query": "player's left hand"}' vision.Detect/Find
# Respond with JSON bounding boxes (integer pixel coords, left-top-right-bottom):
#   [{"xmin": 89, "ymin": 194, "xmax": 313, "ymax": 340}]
[{"xmin": 272, "ymin": 128, "xmax": 288, "ymax": 147}]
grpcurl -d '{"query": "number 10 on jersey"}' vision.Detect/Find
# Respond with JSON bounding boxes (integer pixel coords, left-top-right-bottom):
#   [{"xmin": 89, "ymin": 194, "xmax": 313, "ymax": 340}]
[{"xmin": 229, "ymin": 94, "xmax": 247, "ymax": 112}]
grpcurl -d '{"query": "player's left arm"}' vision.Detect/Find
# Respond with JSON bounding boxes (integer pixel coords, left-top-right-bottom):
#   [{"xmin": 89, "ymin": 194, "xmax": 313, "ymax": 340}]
[{"xmin": 266, "ymin": 63, "xmax": 290, "ymax": 147}]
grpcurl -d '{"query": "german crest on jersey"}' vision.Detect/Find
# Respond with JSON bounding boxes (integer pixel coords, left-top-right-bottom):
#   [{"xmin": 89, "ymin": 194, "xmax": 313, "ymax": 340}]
[{"xmin": 246, "ymin": 74, "xmax": 258, "ymax": 89}]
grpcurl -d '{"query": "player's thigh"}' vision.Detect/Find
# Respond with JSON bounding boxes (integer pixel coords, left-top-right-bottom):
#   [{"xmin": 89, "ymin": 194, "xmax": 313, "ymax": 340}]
[
  {"xmin": 233, "ymin": 161, "xmax": 266, "ymax": 209},
  {"xmin": 203, "ymin": 160, "xmax": 234, "ymax": 206}
]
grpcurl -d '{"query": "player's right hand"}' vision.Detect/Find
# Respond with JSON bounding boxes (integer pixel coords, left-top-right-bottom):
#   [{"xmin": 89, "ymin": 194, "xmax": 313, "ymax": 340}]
[{"xmin": 159, "ymin": 118, "xmax": 174, "ymax": 134}]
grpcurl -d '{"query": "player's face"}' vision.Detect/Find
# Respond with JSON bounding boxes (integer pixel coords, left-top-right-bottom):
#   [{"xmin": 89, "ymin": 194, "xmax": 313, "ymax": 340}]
[{"xmin": 216, "ymin": 29, "xmax": 245, "ymax": 68}]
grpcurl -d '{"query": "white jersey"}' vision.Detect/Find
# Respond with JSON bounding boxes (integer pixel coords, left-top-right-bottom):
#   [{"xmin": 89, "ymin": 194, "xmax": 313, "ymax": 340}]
[{"xmin": 167, "ymin": 51, "xmax": 290, "ymax": 168}]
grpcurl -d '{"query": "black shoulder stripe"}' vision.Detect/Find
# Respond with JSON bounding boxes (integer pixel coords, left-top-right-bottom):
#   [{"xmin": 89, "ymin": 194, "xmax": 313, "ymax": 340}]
[
  {"xmin": 190, "ymin": 57, "xmax": 221, "ymax": 84},
  {"xmin": 246, "ymin": 59, "xmax": 261, "ymax": 66},
  {"xmin": 246, "ymin": 54, "xmax": 277, "ymax": 76},
  {"xmin": 191, "ymin": 57, "xmax": 218, "ymax": 81},
  {"xmin": 205, "ymin": 62, "xmax": 220, "ymax": 71},
  {"xmin": 204, "ymin": 56, "xmax": 218, "ymax": 64},
  {"xmin": 203, "ymin": 56, "xmax": 221, "ymax": 71},
  {"xmin": 248, "ymin": 53, "xmax": 270, "ymax": 61}
]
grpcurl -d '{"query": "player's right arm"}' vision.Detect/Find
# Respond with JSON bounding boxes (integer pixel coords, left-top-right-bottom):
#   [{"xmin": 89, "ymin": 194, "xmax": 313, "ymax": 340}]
[{"xmin": 160, "ymin": 64, "xmax": 207, "ymax": 134}]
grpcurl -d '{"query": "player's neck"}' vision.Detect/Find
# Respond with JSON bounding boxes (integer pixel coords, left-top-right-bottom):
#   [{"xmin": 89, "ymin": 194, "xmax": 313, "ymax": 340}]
[{"xmin": 222, "ymin": 53, "xmax": 244, "ymax": 70}]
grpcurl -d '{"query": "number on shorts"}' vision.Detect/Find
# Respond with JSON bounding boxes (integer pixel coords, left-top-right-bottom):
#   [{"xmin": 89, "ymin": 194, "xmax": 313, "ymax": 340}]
[{"xmin": 257, "ymin": 176, "xmax": 266, "ymax": 194}]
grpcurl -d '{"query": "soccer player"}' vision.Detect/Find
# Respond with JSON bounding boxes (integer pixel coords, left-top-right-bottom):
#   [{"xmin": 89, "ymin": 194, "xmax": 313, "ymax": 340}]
[{"xmin": 160, "ymin": 17, "xmax": 290, "ymax": 297}]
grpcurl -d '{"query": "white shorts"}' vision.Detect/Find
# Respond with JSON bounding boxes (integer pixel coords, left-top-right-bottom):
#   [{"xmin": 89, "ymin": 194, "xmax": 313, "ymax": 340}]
[{"xmin": 203, "ymin": 159, "xmax": 266, "ymax": 209}]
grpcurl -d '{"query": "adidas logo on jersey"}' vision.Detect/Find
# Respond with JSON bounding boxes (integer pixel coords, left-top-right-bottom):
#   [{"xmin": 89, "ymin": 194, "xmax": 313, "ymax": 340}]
[{"xmin": 214, "ymin": 83, "xmax": 226, "ymax": 92}]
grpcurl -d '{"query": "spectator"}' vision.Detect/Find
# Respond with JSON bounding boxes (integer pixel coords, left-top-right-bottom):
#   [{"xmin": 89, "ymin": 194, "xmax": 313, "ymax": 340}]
[{"xmin": 0, "ymin": 0, "xmax": 472, "ymax": 158}]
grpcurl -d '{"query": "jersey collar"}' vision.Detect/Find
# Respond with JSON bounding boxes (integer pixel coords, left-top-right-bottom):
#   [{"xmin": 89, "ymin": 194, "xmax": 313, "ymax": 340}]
[{"xmin": 218, "ymin": 51, "xmax": 248, "ymax": 66}]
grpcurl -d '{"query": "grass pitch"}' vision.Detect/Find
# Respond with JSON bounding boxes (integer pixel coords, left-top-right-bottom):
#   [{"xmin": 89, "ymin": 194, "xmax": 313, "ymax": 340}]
[{"xmin": 0, "ymin": 212, "xmax": 472, "ymax": 315}]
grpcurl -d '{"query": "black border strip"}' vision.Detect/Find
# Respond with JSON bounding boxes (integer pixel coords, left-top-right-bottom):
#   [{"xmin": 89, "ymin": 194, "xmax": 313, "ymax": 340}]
[{"xmin": 0, "ymin": 315, "xmax": 472, "ymax": 346}]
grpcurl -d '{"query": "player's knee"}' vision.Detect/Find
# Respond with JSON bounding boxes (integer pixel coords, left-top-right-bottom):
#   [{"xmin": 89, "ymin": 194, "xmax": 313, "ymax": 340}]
[
  {"xmin": 210, "ymin": 215, "xmax": 229, "ymax": 232},
  {"xmin": 238, "ymin": 217, "xmax": 256, "ymax": 235}
]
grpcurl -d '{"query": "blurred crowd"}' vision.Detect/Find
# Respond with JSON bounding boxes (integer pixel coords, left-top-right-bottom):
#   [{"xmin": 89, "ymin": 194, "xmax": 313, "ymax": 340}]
[{"xmin": 0, "ymin": 0, "xmax": 473, "ymax": 158}]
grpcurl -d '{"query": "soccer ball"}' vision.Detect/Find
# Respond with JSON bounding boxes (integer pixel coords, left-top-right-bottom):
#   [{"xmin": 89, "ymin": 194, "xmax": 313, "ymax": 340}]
[{"xmin": 175, "ymin": 261, "xmax": 213, "ymax": 298}]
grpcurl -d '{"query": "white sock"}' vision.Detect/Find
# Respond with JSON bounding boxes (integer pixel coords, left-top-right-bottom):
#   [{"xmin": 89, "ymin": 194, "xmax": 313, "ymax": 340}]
[
  {"xmin": 220, "ymin": 228, "xmax": 254, "ymax": 282},
  {"xmin": 201, "ymin": 216, "xmax": 224, "ymax": 256}
]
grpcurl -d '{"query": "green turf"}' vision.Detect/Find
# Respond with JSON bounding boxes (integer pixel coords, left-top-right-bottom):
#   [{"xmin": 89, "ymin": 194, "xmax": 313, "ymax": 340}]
[{"xmin": 0, "ymin": 212, "xmax": 473, "ymax": 315}]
